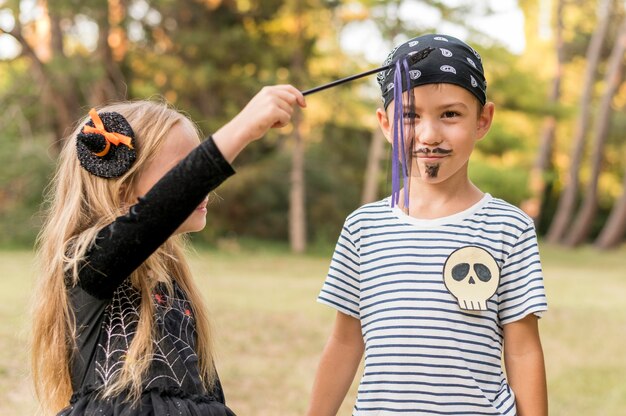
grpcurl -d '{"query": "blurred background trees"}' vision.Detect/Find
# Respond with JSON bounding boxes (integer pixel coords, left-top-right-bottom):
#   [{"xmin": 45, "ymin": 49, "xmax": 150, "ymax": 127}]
[{"xmin": 1, "ymin": 0, "xmax": 625, "ymax": 250}]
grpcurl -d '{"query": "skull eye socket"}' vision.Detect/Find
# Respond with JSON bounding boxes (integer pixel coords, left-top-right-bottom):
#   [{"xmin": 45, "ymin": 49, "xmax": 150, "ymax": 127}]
[
  {"xmin": 451, "ymin": 263, "xmax": 470, "ymax": 281},
  {"xmin": 474, "ymin": 263, "xmax": 492, "ymax": 282}
]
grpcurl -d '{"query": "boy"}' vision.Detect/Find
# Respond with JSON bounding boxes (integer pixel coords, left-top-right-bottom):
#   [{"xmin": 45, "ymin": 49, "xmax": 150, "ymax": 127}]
[{"xmin": 307, "ymin": 34, "xmax": 548, "ymax": 416}]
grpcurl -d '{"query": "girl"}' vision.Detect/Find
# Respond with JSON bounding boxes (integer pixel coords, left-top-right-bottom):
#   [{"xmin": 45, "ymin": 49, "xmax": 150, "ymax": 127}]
[{"xmin": 31, "ymin": 85, "xmax": 306, "ymax": 415}]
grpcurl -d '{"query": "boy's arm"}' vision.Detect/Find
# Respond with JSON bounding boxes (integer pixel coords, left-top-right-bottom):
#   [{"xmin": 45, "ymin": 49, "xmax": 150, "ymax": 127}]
[
  {"xmin": 503, "ymin": 313, "xmax": 548, "ymax": 416},
  {"xmin": 306, "ymin": 311, "xmax": 364, "ymax": 416}
]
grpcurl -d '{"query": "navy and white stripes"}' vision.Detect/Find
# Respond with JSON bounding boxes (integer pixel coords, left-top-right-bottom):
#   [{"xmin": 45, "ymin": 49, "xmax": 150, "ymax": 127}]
[{"xmin": 318, "ymin": 194, "xmax": 548, "ymax": 415}]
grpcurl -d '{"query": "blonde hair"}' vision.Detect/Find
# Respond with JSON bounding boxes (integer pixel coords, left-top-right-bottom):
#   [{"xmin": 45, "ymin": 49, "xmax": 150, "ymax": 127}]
[{"xmin": 32, "ymin": 101, "xmax": 216, "ymax": 414}]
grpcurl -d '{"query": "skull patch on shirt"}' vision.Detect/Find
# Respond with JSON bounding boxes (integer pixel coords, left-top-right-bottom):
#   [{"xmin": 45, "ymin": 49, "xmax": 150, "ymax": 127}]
[{"xmin": 443, "ymin": 246, "xmax": 500, "ymax": 311}]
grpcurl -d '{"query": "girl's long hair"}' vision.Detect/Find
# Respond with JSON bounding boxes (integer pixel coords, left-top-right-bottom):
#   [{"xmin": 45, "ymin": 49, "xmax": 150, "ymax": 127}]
[{"xmin": 31, "ymin": 101, "xmax": 216, "ymax": 414}]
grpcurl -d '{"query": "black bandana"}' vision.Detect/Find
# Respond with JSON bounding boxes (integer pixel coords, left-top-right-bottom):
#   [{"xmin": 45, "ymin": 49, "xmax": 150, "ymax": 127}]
[{"xmin": 377, "ymin": 34, "xmax": 487, "ymax": 109}]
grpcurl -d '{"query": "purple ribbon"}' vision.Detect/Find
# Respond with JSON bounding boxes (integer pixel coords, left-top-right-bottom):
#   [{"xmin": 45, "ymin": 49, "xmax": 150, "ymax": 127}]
[{"xmin": 391, "ymin": 58, "xmax": 411, "ymax": 210}]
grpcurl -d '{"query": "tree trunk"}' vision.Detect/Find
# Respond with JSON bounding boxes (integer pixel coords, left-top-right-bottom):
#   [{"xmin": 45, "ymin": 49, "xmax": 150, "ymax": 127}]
[
  {"xmin": 546, "ymin": 0, "xmax": 612, "ymax": 244},
  {"xmin": 288, "ymin": 0, "xmax": 307, "ymax": 253},
  {"xmin": 3, "ymin": 23, "xmax": 74, "ymax": 151},
  {"xmin": 361, "ymin": 128, "xmax": 386, "ymax": 205},
  {"xmin": 524, "ymin": 0, "xmax": 564, "ymax": 226},
  {"xmin": 48, "ymin": 2, "xmax": 64, "ymax": 57},
  {"xmin": 361, "ymin": 1, "xmax": 404, "ymax": 206},
  {"xmin": 289, "ymin": 110, "xmax": 307, "ymax": 253},
  {"xmin": 45, "ymin": 1, "xmax": 83, "ymax": 140},
  {"xmin": 595, "ymin": 171, "xmax": 626, "ymax": 249},
  {"xmin": 1, "ymin": 3, "xmax": 83, "ymax": 151},
  {"xmin": 91, "ymin": 1, "xmax": 127, "ymax": 104},
  {"xmin": 565, "ymin": 16, "xmax": 626, "ymax": 246}
]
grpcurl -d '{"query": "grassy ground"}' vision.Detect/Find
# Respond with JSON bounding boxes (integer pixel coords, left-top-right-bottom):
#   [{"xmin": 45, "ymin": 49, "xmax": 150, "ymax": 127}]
[{"xmin": 1, "ymin": 243, "xmax": 625, "ymax": 415}]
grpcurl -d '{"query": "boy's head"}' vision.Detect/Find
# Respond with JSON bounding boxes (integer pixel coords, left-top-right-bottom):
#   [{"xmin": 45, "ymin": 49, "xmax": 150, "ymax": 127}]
[{"xmin": 376, "ymin": 34, "xmax": 494, "ymax": 208}]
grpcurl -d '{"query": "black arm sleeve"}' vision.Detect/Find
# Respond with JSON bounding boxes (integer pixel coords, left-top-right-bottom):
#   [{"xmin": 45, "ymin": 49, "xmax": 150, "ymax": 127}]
[{"xmin": 77, "ymin": 136, "xmax": 235, "ymax": 299}]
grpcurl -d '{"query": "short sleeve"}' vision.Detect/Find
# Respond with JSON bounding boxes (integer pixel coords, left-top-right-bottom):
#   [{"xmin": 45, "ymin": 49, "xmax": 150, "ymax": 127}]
[
  {"xmin": 497, "ymin": 224, "xmax": 548, "ymax": 325},
  {"xmin": 317, "ymin": 222, "xmax": 361, "ymax": 319}
]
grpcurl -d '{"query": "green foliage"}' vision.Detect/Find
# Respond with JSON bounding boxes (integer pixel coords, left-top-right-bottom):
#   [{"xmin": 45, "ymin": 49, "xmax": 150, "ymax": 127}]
[
  {"xmin": 0, "ymin": 134, "xmax": 54, "ymax": 247},
  {"xmin": 469, "ymin": 157, "xmax": 530, "ymax": 206},
  {"xmin": 484, "ymin": 45, "xmax": 557, "ymax": 116},
  {"xmin": 476, "ymin": 121, "xmax": 526, "ymax": 157},
  {"xmin": 1, "ymin": 0, "xmax": 625, "ymax": 247},
  {"xmin": 306, "ymin": 124, "xmax": 371, "ymax": 241},
  {"xmin": 198, "ymin": 123, "xmax": 370, "ymax": 244},
  {"xmin": 0, "ymin": 60, "xmax": 58, "ymax": 247}
]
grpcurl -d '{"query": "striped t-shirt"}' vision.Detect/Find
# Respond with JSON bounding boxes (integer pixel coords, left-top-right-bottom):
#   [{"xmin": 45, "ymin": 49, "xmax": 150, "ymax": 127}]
[{"xmin": 318, "ymin": 194, "xmax": 548, "ymax": 415}]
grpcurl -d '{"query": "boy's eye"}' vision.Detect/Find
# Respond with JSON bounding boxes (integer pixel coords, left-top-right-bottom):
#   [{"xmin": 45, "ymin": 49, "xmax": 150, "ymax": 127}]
[{"xmin": 442, "ymin": 111, "xmax": 460, "ymax": 118}]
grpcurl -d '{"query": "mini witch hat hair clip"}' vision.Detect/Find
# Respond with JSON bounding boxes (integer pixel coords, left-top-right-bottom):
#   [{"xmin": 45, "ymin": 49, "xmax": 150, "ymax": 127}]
[{"xmin": 76, "ymin": 108, "xmax": 136, "ymax": 178}]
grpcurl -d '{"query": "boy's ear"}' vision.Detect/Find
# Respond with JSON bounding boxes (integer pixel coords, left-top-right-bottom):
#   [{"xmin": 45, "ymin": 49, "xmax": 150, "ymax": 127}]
[
  {"xmin": 376, "ymin": 107, "xmax": 393, "ymax": 144},
  {"xmin": 476, "ymin": 102, "xmax": 495, "ymax": 140}
]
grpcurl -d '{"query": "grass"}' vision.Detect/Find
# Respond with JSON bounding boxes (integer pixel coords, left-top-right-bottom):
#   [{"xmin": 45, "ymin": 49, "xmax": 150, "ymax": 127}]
[{"xmin": 1, "ymin": 242, "xmax": 625, "ymax": 415}]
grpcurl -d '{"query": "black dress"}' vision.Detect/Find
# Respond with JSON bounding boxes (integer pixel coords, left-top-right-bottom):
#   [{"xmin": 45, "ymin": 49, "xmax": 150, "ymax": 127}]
[{"xmin": 58, "ymin": 137, "xmax": 237, "ymax": 416}]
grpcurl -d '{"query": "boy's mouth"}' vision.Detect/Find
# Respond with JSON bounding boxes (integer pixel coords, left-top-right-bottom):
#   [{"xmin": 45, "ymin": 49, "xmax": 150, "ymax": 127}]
[
  {"xmin": 414, "ymin": 148, "xmax": 452, "ymax": 163},
  {"xmin": 414, "ymin": 147, "xmax": 452, "ymax": 156}
]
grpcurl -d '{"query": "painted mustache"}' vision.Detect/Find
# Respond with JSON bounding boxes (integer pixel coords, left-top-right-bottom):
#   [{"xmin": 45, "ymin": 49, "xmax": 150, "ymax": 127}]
[{"xmin": 414, "ymin": 148, "xmax": 453, "ymax": 155}]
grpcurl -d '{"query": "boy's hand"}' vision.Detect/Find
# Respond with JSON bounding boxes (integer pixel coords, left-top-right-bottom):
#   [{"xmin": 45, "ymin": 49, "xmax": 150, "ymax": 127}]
[{"xmin": 213, "ymin": 84, "xmax": 306, "ymax": 163}]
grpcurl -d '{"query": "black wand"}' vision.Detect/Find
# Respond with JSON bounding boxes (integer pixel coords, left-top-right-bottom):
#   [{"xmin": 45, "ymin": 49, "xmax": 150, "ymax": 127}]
[{"xmin": 302, "ymin": 46, "xmax": 435, "ymax": 96}]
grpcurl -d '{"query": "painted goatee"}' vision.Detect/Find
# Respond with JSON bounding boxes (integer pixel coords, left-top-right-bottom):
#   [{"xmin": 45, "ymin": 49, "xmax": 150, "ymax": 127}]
[{"xmin": 425, "ymin": 163, "xmax": 440, "ymax": 178}]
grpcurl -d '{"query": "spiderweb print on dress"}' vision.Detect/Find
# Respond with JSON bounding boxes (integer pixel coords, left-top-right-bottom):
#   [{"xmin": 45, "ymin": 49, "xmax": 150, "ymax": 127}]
[
  {"xmin": 95, "ymin": 279, "xmax": 141, "ymax": 387},
  {"xmin": 145, "ymin": 282, "xmax": 201, "ymax": 391},
  {"xmin": 95, "ymin": 279, "xmax": 204, "ymax": 393}
]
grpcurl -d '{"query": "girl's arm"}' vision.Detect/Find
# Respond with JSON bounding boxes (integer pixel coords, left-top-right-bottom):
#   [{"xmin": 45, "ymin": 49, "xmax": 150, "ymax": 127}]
[
  {"xmin": 78, "ymin": 136, "xmax": 234, "ymax": 298},
  {"xmin": 78, "ymin": 86, "xmax": 305, "ymax": 298},
  {"xmin": 503, "ymin": 314, "xmax": 548, "ymax": 416},
  {"xmin": 306, "ymin": 311, "xmax": 364, "ymax": 416}
]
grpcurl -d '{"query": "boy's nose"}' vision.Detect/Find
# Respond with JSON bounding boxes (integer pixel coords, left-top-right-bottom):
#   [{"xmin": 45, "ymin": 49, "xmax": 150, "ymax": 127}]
[{"xmin": 415, "ymin": 121, "xmax": 441, "ymax": 146}]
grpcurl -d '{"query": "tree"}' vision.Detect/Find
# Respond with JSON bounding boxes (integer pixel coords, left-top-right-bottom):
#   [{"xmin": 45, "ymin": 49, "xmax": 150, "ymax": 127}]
[
  {"xmin": 362, "ymin": 128, "xmax": 386, "ymax": 204},
  {"xmin": 594, "ymin": 155, "xmax": 626, "ymax": 250},
  {"xmin": 0, "ymin": 0, "xmax": 131, "ymax": 151},
  {"xmin": 595, "ymin": 167, "xmax": 626, "ymax": 248},
  {"xmin": 565, "ymin": 15, "xmax": 626, "ymax": 246},
  {"xmin": 89, "ymin": 0, "xmax": 127, "ymax": 104},
  {"xmin": 546, "ymin": 0, "xmax": 613, "ymax": 244},
  {"xmin": 523, "ymin": 0, "xmax": 565, "ymax": 226},
  {"xmin": 289, "ymin": 0, "xmax": 307, "ymax": 253},
  {"xmin": 0, "ymin": 1, "xmax": 76, "ymax": 150},
  {"xmin": 355, "ymin": 0, "xmax": 406, "ymax": 205}
]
